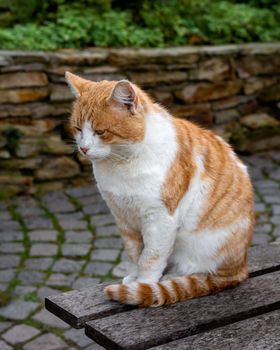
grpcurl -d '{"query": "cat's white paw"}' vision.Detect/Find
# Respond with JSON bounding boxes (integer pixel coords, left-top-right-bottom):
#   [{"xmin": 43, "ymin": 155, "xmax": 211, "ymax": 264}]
[
  {"xmin": 136, "ymin": 276, "xmax": 160, "ymax": 284},
  {"xmin": 160, "ymin": 273, "xmax": 177, "ymax": 281},
  {"xmin": 122, "ymin": 273, "xmax": 138, "ymax": 284}
]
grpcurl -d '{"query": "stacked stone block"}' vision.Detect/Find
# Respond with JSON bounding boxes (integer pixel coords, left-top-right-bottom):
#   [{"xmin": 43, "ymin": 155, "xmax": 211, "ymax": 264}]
[{"xmin": 0, "ymin": 44, "xmax": 279, "ymax": 196}]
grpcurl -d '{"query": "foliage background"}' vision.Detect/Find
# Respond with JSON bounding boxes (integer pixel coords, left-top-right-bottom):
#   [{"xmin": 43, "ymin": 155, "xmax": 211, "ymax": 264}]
[{"xmin": 0, "ymin": 0, "xmax": 279, "ymax": 50}]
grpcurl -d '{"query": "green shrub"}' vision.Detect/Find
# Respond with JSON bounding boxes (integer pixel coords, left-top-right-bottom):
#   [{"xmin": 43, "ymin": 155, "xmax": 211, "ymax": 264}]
[
  {"xmin": 0, "ymin": 0, "xmax": 279, "ymax": 49},
  {"xmin": 3, "ymin": 127, "xmax": 22, "ymax": 155}
]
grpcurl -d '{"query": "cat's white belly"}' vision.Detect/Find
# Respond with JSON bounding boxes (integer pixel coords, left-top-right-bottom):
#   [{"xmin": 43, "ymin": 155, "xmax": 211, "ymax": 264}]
[
  {"xmin": 169, "ymin": 217, "xmax": 251, "ymax": 275},
  {"xmin": 169, "ymin": 230, "xmax": 226, "ymax": 275}
]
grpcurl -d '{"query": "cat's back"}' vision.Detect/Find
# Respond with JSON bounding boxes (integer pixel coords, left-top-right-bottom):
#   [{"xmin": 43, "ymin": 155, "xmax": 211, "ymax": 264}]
[{"xmin": 171, "ymin": 116, "xmax": 251, "ymax": 185}]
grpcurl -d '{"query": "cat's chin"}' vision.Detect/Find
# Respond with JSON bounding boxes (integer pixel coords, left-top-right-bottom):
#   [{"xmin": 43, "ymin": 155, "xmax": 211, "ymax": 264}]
[
  {"xmin": 80, "ymin": 152, "xmax": 110, "ymax": 161},
  {"xmin": 87, "ymin": 155, "xmax": 108, "ymax": 162}
]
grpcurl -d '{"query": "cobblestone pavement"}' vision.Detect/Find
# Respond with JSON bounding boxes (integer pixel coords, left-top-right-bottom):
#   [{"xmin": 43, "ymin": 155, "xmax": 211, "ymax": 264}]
[{"xmin": 0, "ymin": 151, "xmax": 279, "ymax": 350}]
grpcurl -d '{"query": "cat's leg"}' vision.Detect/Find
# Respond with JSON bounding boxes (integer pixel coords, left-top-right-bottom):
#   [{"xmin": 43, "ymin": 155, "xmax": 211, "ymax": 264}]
[
  {"xmin": 137, "ymin": 214, "xmax": 176, "ymax": 283},
  {"xmin": 121, "ymin": 229, "xmax": 143, "ymax": 284},
  {"xmin": 121, "ymin": 230, "xmax": 143, "ymax": 264}
]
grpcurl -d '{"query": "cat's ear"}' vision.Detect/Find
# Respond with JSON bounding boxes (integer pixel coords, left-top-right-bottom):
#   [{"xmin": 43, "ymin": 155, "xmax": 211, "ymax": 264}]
[
  {"xmin": 109, "ymin": 80, "xmax": 137, "ymax": 114},
  {"xmin": 65, "ymin": 72, "xmax": 90, "ymax": 98}
]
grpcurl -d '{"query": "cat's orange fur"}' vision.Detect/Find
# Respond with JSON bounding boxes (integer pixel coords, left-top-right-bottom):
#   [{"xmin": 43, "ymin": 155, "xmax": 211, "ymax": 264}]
[
  {"xmin": 68, "ymin": 74, "xmax": 148, "ymax": 144},
  {"xmin": 66, "ymin": 72, "xmax": 255, "ymax": 307}
]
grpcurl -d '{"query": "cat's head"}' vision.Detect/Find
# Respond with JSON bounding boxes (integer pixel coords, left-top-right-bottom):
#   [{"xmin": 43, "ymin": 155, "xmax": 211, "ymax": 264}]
[{"xmin": 66, "ymin": 72, "xmax": 150, "ymax": 161}]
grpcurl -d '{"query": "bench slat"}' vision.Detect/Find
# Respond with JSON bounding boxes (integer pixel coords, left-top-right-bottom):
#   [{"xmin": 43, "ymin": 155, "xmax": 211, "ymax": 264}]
[
  {"xmin": 85, "ymin": 270, "xmax": 280, "ymax": 350},
  {"xmin": 151, "ymin": 310, "xmax": 280, "ymax": 350},
  {"xmin": 248, "ymin": 245, "xmax": 280, "ymax": 276},
  {"xmin": 45, "ymin": 281, "xmax": 133, "ymax": 328},
  {"xmin": 45, "ymin": 244, "xmax": 280, "ymax": 329}
]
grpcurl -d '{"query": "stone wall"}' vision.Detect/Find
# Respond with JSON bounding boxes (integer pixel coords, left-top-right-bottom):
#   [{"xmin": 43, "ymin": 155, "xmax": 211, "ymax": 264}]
[{"xmin": 0, "ymin": 44, "xmax": 280, "ymax": 197}]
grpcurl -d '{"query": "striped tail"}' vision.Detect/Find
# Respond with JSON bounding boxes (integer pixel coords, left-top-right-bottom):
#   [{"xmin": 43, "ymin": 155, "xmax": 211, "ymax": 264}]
[{"xmin": 104, "ymin": 271, "xmax": 248, "ymax": 307}]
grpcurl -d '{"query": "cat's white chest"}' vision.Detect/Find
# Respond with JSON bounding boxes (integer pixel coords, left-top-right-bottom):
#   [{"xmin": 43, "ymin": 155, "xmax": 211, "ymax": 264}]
[
  {"xmin": 92, "ymin": 111, "xmax": 178, "ymax": 231},
  {"xmin": 93, "ymin": 160, "xmax": 165, "ymax": 231}
]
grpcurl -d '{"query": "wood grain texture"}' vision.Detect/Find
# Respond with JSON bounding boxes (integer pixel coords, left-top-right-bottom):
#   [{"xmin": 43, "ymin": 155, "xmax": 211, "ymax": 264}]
[
  {"xmin": 45, "ymin": 245, "xmax": 280, "ymax": 329},
  {"xmin": 151, "ymin": 310, "xmax": 280, "ymax": 350},
  {"xmin": 85, "ymin": 271, "xmax": 280, "ymax": 349},
  {"xmin": 45, "ymin": 281, "xmax": 134, "ymax": 328},
  {"xmin": 248, "ymin": 245, "xmax": 280, "ymax": 276}
]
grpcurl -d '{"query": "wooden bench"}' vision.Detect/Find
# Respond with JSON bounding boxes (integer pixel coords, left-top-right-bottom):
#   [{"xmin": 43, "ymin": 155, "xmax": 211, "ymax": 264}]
[{"xmin": 45, "ymin": 245, "xmax": 280, "ymax": 349}]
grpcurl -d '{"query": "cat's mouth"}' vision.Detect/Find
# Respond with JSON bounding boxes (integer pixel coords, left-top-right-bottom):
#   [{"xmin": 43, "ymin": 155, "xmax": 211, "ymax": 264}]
[{"xmin": 78, "ymin": 147, "xmax": 111, "ymax": 161}]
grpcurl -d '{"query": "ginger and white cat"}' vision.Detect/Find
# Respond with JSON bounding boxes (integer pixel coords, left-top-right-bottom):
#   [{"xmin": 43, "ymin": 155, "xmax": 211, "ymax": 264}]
[{"xmin": 66, "ymin": 72, "xmax": 254, "ymax": 307}]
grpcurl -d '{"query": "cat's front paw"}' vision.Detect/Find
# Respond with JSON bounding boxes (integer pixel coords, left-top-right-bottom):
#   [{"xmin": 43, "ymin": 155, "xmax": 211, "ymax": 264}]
[
  {"xmin": 136, "ymin": 276, "xmax": 160, "ymax": 284},
  {"xmin": 160, "ymin": 273, "xmax": 177, "ymax": 281},
  {"xmin": 122, "ymin": 272, "xmax": 138, "ymax": 284}
]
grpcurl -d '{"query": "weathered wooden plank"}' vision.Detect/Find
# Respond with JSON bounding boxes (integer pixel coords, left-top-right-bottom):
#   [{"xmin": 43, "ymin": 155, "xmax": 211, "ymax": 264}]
[
  {"xmin": 248, "ymin": 244, "xmax": 280, "ymax": 276},
  {"xmin": 151, "ymin": 310, "xmax": 280, "ymax": 350},
  {"xmin": 45, "ymin": 281, "xmax": 133, "ymax": 328},
  {"xmin": 45, "ymin": 244, "xmax": 280, "ymax": 329},
  {"xmin": 85, "ymin": 271, "xmax": 280, "ymax": 350}
]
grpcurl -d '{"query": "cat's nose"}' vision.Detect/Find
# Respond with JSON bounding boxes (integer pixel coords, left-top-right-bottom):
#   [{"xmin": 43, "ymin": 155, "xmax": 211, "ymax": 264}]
[{"xmin": 80, "ymin": 146, "xmax": 89, "ymax": 154}]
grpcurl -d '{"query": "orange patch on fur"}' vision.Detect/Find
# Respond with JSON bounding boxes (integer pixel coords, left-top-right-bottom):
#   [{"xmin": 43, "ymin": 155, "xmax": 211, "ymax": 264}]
[
  {"xmin": 140, "ymin": 255, "xmax": 160, "ymax": 270},
  {"xmin": 118, "ymin": 284, "xmax": 129, "ymax": 304},
  {"xmin": 197, "ymin": 134, "xmax": 254, "ymax": 231},
  {"xmin": 171, "ymin": 280, "xmax": 185, "ymax": 301},
  {"xmin": 104, "ymin": 285, "xmax": 114, "ymax": 300},
  {"xmin": 188, "ymin": 275, "xmax": 200, "ymax": 297},
  {"xmin": 157, "ymin": 283, "xmax": 174, "ymax": 305},
  {"xmin": 138, "ymin": 283, "xmax": 154, "ymax": 307},
  {"xmin": 161, "ymin": 119, "xmax": 196, "ymax": 214},
  {"xmin": 68, "ymin": 77, "xmax": 154, "ymax": 144},
  {"xmin": 121, "ymin": 229, "xmax": 143, "ymax": 263},
  {"xmin": 122, "ymin": 230, "xmax": 142, "ymax": 243}
]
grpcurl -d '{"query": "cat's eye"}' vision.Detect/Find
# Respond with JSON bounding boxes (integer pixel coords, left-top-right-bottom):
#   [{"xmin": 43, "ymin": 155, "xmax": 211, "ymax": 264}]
[
  {"xmin": 74, "ymin": 126, "xmax": 82, "ymax": 132},
  {"xmin": 95, "ymin": 130, "xmax": 105, "ymax": 135}
]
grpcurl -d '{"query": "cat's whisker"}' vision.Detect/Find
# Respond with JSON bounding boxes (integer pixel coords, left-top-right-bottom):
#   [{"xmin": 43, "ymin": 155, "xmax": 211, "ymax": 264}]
[{"xmin": 109, "ymin": 152, "xmax": 130, "ymax": 162}]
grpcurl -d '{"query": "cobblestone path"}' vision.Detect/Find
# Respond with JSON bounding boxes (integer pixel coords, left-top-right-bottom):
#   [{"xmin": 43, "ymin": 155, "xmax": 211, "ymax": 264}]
[{"xmin": 0, "ymin": 151, "xmax": 279, "ymax": 350}]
